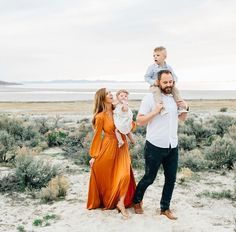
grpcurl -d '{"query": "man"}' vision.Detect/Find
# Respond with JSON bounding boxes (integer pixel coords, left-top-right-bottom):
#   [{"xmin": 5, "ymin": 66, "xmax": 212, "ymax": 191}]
[{"xmin": 133, "ymin": 69, "xmax": 188, "ymax": 220}]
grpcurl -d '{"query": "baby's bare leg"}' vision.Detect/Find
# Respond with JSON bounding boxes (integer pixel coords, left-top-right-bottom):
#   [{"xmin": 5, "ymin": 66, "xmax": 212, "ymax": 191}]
[
  {"xmin": 115, "ymin": 128, "xmax": 124, "ymax": 148},
  {"xmin": 127, "ymin": 132, "xmax": 135, "ymax": 144}
]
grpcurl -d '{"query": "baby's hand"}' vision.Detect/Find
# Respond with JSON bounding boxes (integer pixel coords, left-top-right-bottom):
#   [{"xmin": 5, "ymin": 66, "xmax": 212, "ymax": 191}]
[
  {"xmin": 121, "ymin": 101, "xmax": 129, "ymax": 111},
  {"xmin": 121, "ymin": 99, "xmax": 128, "ymax": 105}
]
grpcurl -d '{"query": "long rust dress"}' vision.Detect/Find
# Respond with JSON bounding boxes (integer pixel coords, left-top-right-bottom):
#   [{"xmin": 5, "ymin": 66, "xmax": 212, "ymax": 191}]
[{"xmin": 87, "ymin": 111, "xmax": 136, "ymax": 209}]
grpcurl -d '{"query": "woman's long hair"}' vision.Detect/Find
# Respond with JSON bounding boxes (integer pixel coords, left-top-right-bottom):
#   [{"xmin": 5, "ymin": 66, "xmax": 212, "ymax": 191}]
[{"xmin": 92, "ymin": 88, "xmax": 107, "ymax": 127}]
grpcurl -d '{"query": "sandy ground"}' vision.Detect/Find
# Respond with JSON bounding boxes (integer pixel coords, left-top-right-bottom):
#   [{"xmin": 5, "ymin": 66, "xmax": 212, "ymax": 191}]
[{"xmin": 0, "ymin": 147, "xmax": 235, "ymax": 232}]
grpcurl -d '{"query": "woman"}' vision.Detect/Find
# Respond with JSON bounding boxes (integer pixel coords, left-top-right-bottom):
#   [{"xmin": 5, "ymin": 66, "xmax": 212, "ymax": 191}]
[{"xmin": 87, "ymin": 88, "xmax": 136, "ymax": 218}]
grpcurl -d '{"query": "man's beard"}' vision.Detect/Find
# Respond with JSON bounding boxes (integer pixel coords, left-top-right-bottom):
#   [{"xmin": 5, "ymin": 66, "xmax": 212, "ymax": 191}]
[{"xmin": 160, "ymin": 86, "xmax": 173, "ymax": 94}]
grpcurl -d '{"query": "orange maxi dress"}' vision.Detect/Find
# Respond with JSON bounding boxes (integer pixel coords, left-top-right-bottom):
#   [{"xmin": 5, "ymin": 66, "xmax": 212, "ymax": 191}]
[{"xmin": 87, "ymin": 111, "xmax": 136, "ymax": 209}]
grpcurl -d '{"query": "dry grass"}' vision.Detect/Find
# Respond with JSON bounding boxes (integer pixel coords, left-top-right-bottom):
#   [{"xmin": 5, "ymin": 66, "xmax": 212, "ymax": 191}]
[
  {"xmin": 40, "ymin": 175, "xmax": 70, "ymax": 202},
  {"xmin": 0, "ymin": 100, "xmax": 236, "ymax": 115}
]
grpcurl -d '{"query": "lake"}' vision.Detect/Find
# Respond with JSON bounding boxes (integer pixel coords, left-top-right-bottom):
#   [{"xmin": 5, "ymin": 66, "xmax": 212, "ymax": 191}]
[{"xmin": 0, "ymin": 82, "xmax": 235, "ymax": 101}]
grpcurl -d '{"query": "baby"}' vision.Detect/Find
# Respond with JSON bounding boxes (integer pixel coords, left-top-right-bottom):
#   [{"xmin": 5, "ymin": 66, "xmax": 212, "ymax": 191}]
[{"xmin": 113, "ymin": 89, "xmax": 135, "ymax": 148}]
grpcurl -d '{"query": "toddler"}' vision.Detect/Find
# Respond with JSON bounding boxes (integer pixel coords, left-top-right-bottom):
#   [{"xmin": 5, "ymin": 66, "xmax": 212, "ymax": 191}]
[{"xmin": 144, "ymin": 46, "xmax": 187, "ymax": 114}]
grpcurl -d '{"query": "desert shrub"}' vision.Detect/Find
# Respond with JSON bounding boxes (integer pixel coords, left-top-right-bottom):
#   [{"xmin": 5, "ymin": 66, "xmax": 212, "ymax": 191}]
[
  {"xmin": 129, "ymin": 134, "xmax": 145, "ymax": 169},
  {"xmin": 179, "ymin": 149, "xmax": 208, "ymax": 171},
  {"xmin": 77, "ymin": 118, "xmax": 90, "ymax": 124},
  {"xmin": 177, "ymin": 167, "xmax": 193, "ymax": 184},
  {"xmin": 134, "ymin": 125, "xmax": 146, "ymax": 136},
  {"xmin": 32, "ymin": 214, "xmax": 58, "ymax": 227},
  {"xmin": 21, "ymin": 123, "xmax": 39, "ymax": 141},
  {"xmin": 0, "ymin": 174, "xmax": 21, "ymax": 192},
  {"xmin": 179, "ymin": 116, "xmax": 217, "ymax": 144},
  {"xmin": 219, "ymin": 107, "xmax": 227, "ymax": 112},
  {"xmin": 74, "ymin": 149, "xmax": 91, "ymax": 165},
  {"xmin": 62, "ymin": 122, "xmax": 93, "ymax": 164},
  {"xmin": 0, "ymin": 117, "xmax": 39, "ymax": 142},
  {"xmin": 46, "ymin": 129, "xmax": 67, "ymax": 147},
  {"xmin": 178, "ymin": 120, "xmax": 194, "ymax": 135},
  {"xmin": 34, "ymin": 116, "xmax": 62, "ymax": 135},
  {"xmin": 207, "ymin": 115, "xmax": 236, "ymax": 137},
  {"xmin": 204, "ymin": 136, "xmax": 236, "ymax": 170},
  {"xmin": 0, "ymin": 130, "xmax": 15, "ymax": 162},
  {"xmin": 132, "ymin": 109, "xmax": 138, "ymax": 121},
  {"xmin": 15, "ymin": 155, "xmax": 59, "ymax": 190},
  {"xmin": 227, "ymin": 125, "xmax": 236, "ymax": 141},
  {"xmin": 63, "ymin": 122, "xmax": 92, "ymax": 152},
  {"xmin": 3, "ymin": 146, "xmax": 41, "ymax": 163},
  {"xmin": 0, "ymin": 117, "xmax": 24, "ymax": 139},
  {"xmin": 178, "ymin": 133, "xmax": 197, "ymax": 150},
  {"xmin": 196, "ymin": 190, "xmax": 235, "ymax": 200},
  {"xmin": 17, "ymin": 225, "xmax": 26, "ymax": 232},
  {"xmin": 35, "ymin": 118, "xmax": 51, "ymax": 134},
  {"xmin": 40, "ymin": 175, "xmax": 69, "ymax": 202},
  {"xmin": 0, "ymin": 116, "xmax": 44, "ymax": 153},
  {"xmin": 14, "ymin": 146, "xmax": 40, "ymax": 157}
]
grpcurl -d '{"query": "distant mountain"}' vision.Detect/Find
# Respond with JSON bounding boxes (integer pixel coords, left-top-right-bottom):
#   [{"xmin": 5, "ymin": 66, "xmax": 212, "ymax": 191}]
[
  {"xmin": 0, "ymin": 80, "xmax": 21, "ymax": 85},
  {"xmin": 23, "ymin": 79, "xmax": 143, "ymax": 84}
]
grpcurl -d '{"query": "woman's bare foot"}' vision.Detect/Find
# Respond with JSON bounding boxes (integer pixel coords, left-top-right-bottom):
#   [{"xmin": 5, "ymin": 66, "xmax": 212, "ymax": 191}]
[{"xmin": 116, "ymin": 201, "xmax": 129, "ymax": 218}]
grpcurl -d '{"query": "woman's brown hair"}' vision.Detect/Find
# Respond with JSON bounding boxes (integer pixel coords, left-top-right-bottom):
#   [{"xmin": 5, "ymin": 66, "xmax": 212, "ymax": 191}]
[{"xmin": 92, "ymin": 88, "xmax": 107, "ymax": 126}]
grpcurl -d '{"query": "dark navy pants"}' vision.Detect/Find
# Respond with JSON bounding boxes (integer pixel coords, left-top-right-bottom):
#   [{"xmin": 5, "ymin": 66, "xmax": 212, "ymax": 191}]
[{"xmin": 133, "ymin": 140, "xmax": 178, "ymax": 211}]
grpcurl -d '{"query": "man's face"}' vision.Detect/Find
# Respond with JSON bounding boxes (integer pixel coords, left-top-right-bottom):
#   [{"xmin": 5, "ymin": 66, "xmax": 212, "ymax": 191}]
[
  {"xmin": 158, "ymin": 73, "xmax": 174, "ymax": 94},
  {"xmin": 153, "ymin": 51, "xmax": 166, "ymax": 65}
]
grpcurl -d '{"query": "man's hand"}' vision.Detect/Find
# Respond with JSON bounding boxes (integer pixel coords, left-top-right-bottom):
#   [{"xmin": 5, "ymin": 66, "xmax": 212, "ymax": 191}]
[
  {"xmin": 136, "ymin": 103, "xmax": 163, "ymax": 126},
  {"xmin": 177, "ymin": 100, "xmax": 188, "ymax": 110},
  {"xmin": 89, "ymin": 158, "xmax": 95, "ymax": 167}
]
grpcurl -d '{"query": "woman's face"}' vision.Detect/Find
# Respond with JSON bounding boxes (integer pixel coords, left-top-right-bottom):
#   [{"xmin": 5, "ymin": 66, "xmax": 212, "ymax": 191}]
[{"xmin": 105, "ymin": 89, "xmax": 113, "ymax": 104}]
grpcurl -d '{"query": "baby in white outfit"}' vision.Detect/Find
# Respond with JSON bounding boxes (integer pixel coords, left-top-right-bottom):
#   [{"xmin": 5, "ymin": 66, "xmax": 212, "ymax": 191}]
[{"xmin": 113, "ymin": 89, "xmax": 135, "ymax": 148}]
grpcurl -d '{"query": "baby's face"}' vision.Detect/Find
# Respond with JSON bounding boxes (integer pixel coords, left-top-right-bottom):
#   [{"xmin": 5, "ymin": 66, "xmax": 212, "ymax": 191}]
[
  {"xmin": 153, "ymin": 51, "xmax": 166, "ymax": 65},
  {"xmin": 117, "ymin": 92, "xmax": 128, "ymax": 102}
]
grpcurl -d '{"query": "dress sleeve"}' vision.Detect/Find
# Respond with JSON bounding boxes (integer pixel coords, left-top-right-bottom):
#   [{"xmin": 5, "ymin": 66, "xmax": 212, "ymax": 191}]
[{"xmin": 89, "ymin": 114, "xmax": 104, "ymax": 158}]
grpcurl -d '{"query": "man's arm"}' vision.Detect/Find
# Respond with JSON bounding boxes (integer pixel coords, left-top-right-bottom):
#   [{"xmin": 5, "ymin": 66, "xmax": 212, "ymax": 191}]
[{"xmin": 136, "ymin": 103, "xmax": 163, "ymax": 126}]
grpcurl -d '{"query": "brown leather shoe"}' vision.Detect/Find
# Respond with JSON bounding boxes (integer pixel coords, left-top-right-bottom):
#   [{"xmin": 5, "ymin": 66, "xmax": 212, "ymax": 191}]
[
  {"xmin": 160, "ymin": 209, "xmax": 177, "ymax": 220},
  {"xmin": 133, "ymin": 202, "xmax": 144, "ymax": 214}
]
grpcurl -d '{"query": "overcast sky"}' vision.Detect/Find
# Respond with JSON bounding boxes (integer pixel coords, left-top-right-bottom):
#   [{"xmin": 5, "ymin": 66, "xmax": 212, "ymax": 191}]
[{"xmin": 0, "ymin": 0, "xmax": 236, "ymax": 89}]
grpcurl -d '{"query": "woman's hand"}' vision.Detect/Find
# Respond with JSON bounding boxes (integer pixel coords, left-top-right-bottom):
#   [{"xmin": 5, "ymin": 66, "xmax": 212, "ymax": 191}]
[{"xmin": 89, "ymin": 158, "xmax": 95, "ymax": 167}]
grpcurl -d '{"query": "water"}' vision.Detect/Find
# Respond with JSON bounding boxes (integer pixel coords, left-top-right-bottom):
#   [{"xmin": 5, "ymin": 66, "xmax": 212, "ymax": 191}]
[{"xmin": 0, "ymin": 82, "xmax": 235, "ymax": 102}]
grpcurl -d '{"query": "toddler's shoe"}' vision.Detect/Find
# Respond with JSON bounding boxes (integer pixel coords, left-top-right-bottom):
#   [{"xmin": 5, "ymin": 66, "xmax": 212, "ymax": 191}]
[{"xmin": 178, "ymin": 107, "xmax": 189, "ymax": 114}]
